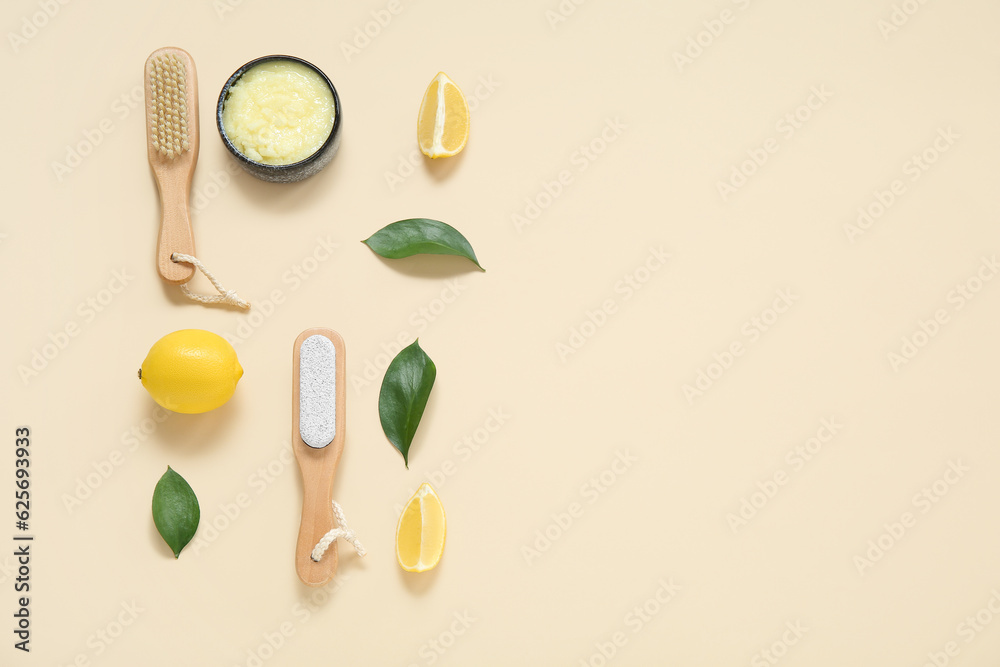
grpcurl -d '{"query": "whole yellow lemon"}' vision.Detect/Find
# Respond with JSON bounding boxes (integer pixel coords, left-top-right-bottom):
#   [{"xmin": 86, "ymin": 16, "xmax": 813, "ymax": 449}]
[{"xmin": 139, "ymin": 330, "xmax": 243, "ymax": 414}]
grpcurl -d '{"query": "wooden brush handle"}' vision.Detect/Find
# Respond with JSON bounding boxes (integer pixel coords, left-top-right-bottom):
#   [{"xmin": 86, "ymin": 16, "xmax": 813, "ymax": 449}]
[
  {"xmin": 156, "ymin": 176, "xmax": 196, "ymax": 284},
  {"xmin": 292, "ymin": 328, "xmax": 347, "ymax": 587},
  {"xmin": 144, "ymin": 47, "xmax": 199, "ymax": 285},
  {"xmin": 295, "ymin": 449, "xmax": 338, "ymax": 586}
]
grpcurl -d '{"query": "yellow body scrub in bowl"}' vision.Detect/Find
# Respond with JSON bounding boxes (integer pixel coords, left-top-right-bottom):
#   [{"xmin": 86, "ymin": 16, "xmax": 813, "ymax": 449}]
[{"xmin": 217, "ymin": 56, "xmax": 341, "ymax": 182}]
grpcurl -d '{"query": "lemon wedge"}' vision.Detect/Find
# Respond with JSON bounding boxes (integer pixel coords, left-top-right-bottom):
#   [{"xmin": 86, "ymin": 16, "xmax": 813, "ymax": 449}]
[
  {"xmin": 396, "ymin": 483, "xmax": 447, "ymax": 572},
  {"xmin": 417, "ymin": 72, "xmax": 469, "ymax": 158}
]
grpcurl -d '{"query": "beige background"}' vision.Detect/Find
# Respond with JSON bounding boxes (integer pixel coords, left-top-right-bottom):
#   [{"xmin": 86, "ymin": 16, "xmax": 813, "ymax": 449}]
[{"xmin": 3, "ymin": 0, "xmax": 1000, "ymax": 664}]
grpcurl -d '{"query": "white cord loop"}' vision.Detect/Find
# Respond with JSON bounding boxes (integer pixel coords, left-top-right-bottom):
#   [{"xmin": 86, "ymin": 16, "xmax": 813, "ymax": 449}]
[
  {"xmin": 311, "ymin": 501, "xmax": 366, "ymax": 562},
  {"xmin": 171, "ymin": 253, "xmax": 250, "ymax": 310}
]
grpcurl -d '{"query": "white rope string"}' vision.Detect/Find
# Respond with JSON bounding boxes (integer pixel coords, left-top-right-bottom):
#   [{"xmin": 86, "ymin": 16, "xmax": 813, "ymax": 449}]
[
  {"xmin": 171, "ymin": 253, "xmax": 250, "ymax": 310},
  {"xmin": 311, "ymin": 501, "xmax": 366, "ymax": 562}
]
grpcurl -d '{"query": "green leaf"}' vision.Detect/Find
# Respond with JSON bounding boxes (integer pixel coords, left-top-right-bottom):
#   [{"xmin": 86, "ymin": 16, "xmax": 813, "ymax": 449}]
[
  {"xmin": 362, "ymin": 219, "xmax": 484, "ymax": 271},
  {"xmin": 152, "ymin": 467, "xmax": 200, "ymax": 559},
  {"xmin": 378, "ymin": 340, "xmax": 437, "ymax": 468}
]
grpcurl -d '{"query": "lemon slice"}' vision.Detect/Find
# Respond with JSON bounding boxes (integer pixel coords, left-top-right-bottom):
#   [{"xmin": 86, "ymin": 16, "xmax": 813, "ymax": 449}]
[
  {"xmin": 396, "ymin": 483, "xmax": 447, "ymax": 572},
  {"xmin": 417, "ymin": 72, "xmax": 469, "ymax": 158}
]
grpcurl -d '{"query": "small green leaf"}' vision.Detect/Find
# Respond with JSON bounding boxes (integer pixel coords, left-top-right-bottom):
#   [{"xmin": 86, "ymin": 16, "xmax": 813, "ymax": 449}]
[
  {"xmin": 362, "ymin": 219, "xmax": 484, "ymax": 270},
  {"xmin": 379, "ymin": 340, "xmax": 437, "ymax": 468},
  {"xmin": 152, "ymin": 467, "xmax": 200, "ymax": 559}
]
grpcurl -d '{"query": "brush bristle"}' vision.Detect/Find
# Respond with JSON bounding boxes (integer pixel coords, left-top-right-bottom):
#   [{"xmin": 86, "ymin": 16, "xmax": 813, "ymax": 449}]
[{"xmin": 148, "ymin": 53, "xmax": 190, "ymax": 159}]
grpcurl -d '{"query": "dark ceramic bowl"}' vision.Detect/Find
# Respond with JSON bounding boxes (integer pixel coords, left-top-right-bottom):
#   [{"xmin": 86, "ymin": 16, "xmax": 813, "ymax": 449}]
[{"xmin": 217, "ymin": 55, "xmax": 341, "ymax": 183}]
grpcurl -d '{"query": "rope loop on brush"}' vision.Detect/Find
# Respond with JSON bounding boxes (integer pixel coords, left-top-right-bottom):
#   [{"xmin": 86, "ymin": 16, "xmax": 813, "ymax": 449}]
[{"xmin": 171, "ymin": 253, "xmax": 250, "ymax": 309}]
